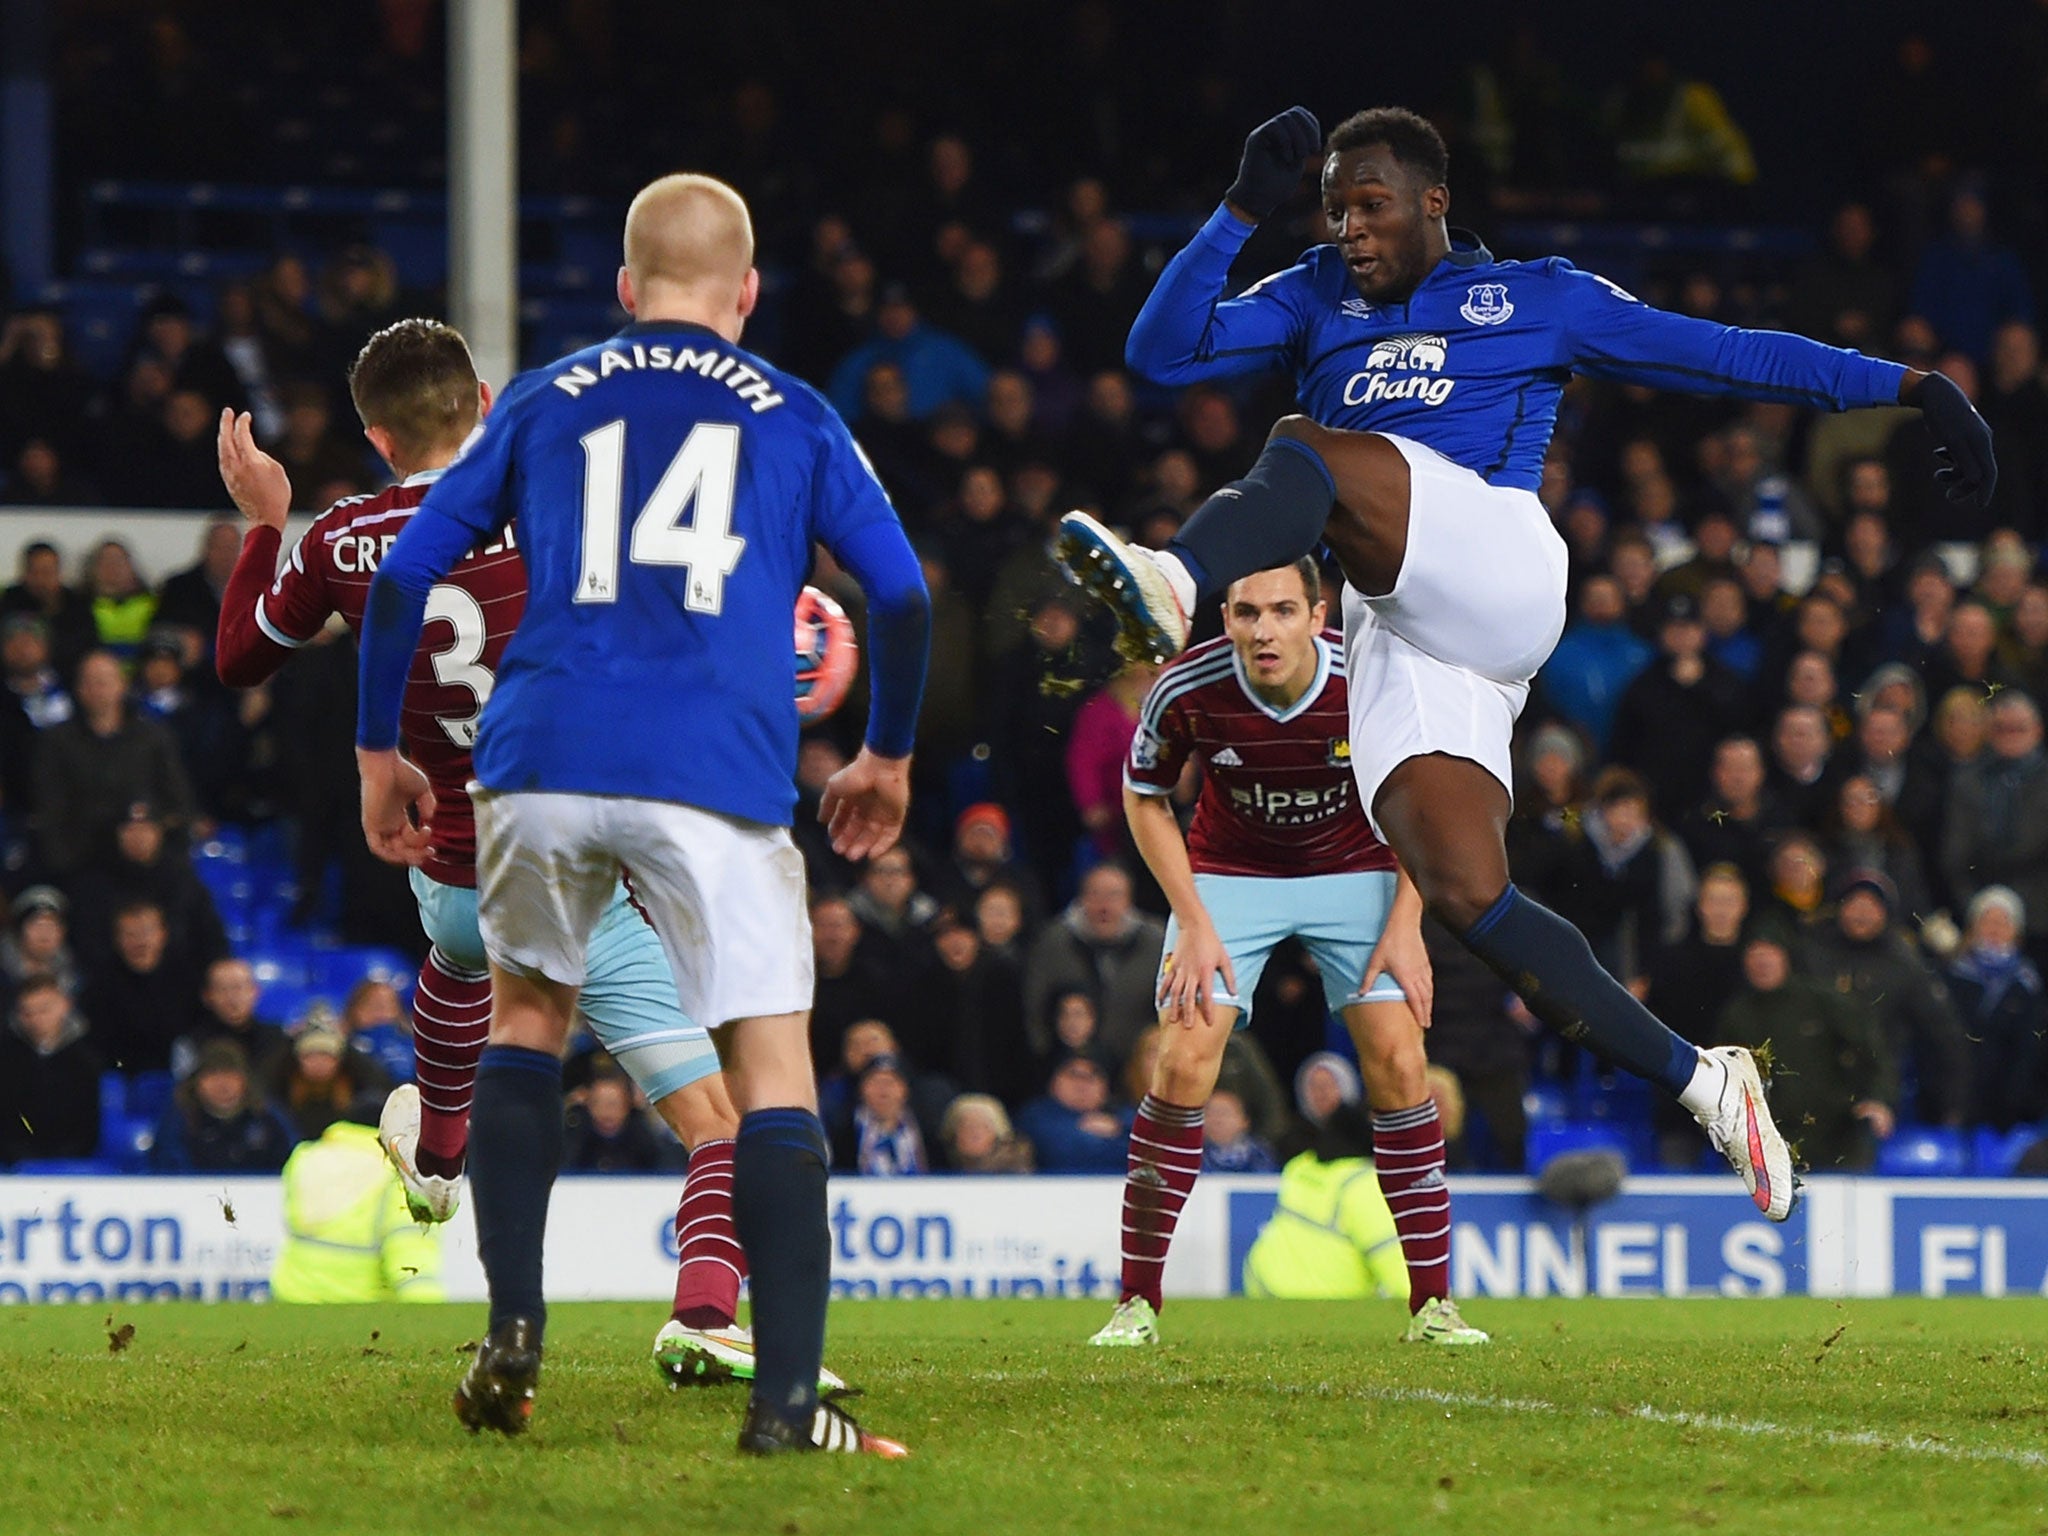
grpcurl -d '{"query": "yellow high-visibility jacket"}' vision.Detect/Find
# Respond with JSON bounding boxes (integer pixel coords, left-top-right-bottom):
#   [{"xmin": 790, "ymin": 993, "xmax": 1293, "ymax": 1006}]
[
  {"xmin": 1242, "ymin": 1152, "xmax": 1411, "ymax": 1302},
  {"xmin": 270, "ymin": 1121, "xmax": 445, "ymax": 1303}
]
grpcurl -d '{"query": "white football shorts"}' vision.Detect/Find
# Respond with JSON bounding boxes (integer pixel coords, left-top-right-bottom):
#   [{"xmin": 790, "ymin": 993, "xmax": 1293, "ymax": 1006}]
[
  {"xmin": 1341, "ymin": 432, "xmax": 1570, "ymax": 834},
  {"xmin": 472, "ymin": 790, "xmax": 814, "ymax": 1031}
]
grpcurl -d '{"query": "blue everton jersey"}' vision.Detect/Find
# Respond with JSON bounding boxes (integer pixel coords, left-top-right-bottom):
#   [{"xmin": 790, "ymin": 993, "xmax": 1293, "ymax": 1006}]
[
  {"xmin": 1127, "ymin": 206, "xmax": 1907, "ymax": 492},
  {"xmin": 379, "ymin": 321, "xmax": 904, "ymax": 825}
]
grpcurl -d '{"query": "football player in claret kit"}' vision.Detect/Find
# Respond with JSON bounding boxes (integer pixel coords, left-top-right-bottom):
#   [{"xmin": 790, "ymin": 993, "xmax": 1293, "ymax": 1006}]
[
  {"xmin": 215, "ymin": 320, "xmax": 846, "ymax": 1395},
  {"xmin": 1059, "ymin": 106, "xmax": 1999, "ymax": 1221},
  {"xmin": 355, "ymin": 175, "xmax": 928, "ymax": 1455},
  {"xmin": 1091, "ymin": 556, "xmax": 1482, "ymax": 1349}
]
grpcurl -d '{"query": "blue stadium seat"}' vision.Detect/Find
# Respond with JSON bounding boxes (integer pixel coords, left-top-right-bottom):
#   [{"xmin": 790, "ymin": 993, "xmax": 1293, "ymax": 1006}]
[
  {"xmin": 9, "ymin": 1158, "xmax": 114, "ymax": 1176},
  {"xmin": 1874, "ymin": 1126, "xmax": 1972, "ymax": 1178},
  {"xmin": 1974, "ymin": 1125, "xmax": 2045, "ymax": 1178},
  {"xmin": 124, "ymin": 1071, "xmax": 176, "ymax": 1123},
  {"xmin": 1521, "ymin": 1081, "xmax": 1569, "ymax": 1125},
  {"xmin": 245, "ymin": 945, "xmax": 316, "ymax": 990},
  {"xmin": 1527, "ymin": 1117, "xmax": 1638, "ymax": 1173}
]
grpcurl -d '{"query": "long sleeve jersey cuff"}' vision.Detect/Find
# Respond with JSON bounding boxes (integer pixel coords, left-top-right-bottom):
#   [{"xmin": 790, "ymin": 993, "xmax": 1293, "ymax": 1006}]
[
  {"xmin": 1203, "ymin": 201, "xmax": 1259, "ymax": 249},
  {"xmin": 833, "ymin": 519, "xmax": 930, "ymax": 759},
  {"xmin": 1858, "ymin": 356, "xmax": 1911, "ymax": 410}
]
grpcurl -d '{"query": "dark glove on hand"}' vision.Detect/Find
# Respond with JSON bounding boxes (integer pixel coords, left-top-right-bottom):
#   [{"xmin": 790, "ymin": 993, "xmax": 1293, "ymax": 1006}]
[
  {"xmin": 1914, "ymin": 370, "xmax": 1997, "ymax": 510},
  {"xmin": 1226, "ymin": 106, "xmax": 1323, "ymax": 222}
]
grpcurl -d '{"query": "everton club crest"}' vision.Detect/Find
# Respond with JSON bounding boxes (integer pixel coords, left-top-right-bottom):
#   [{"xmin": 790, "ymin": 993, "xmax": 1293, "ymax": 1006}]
[{"xmin": 1459, "ymin": 283, "xmax": 1514, "ymax": 326}]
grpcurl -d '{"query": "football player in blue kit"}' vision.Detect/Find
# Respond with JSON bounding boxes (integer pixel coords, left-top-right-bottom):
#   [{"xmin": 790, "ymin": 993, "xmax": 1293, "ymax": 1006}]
[
  {"xmin": 1058, "ymin": 106, "xmax": 1997, "ymax": 1224},
  {"xmin": 356, "ymin": 174, "xmax": 926, "ymax": 1456}
]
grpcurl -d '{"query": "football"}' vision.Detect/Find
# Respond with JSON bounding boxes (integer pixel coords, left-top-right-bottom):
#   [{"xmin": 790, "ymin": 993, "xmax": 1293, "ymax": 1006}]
[{"xmin": 794, "ymin": 584, "xmax": 858, "ymax": 723}]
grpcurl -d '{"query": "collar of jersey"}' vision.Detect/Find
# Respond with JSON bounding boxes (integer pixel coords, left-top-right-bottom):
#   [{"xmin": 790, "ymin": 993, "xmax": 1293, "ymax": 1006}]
[
  {"xmin": 399, "ymin": 465, "xmax": 446, "ymax": 488},
  {"xmin": 1231, "ymin": 634, "xmax": 1330, "ymax": 723},
  {"xmin": 612, "ymin": 319, "xmax": 726, "ymax": 341}
]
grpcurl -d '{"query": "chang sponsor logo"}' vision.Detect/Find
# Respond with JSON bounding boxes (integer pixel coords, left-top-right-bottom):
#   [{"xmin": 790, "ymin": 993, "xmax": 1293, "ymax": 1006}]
[{"xmin": 1342, "ymin": 332, "xmax": 1455, "ymax": 408}]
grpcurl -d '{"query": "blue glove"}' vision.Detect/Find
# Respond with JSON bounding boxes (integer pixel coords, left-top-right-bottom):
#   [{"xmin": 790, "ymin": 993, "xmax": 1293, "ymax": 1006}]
[
  {"xmin": 1914, "ymin": 370, "xmax": 1997, "ymax": 510},
  {"xmin": 1226, "ymin": 107, "xmax": 1322, "ymax": 222}
]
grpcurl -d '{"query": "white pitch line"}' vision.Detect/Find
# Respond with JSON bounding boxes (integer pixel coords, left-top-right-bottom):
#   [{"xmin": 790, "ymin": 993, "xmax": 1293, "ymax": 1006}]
[{"xmin": 1318, "ymin": 1383, "xmax": 2048, "ymax": 1470}]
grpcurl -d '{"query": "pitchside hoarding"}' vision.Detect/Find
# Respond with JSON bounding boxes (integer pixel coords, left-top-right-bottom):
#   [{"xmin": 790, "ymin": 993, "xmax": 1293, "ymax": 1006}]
[{"xmin": 0, "ymin": 1175, "xmax": 2042, "ymax": 1303}]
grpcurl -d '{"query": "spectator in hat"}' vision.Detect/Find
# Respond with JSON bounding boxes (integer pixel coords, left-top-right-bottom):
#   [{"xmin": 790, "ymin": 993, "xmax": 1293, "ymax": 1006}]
[
  {"xmin": 32, "ymin": 649, "xmax": 197, "ymax": 877},
  {"xmin": 562, "ymin": 1071, "xmax": 671, "ymax": 1173},
  {"xmin": 939, "ymin": 1093, "xmax": 1034, "ymax": 1172},
  {"xmin": 150, "ymin": 1037, "xmax": 296, "ymax": 1172},
  {"xmin": 1506, "ymin": 721, "xmax": 1586, "ymax": 903},
  {"xmin": 1610, "ymin": 590, "xmax": 1748, "ymax": 822},
  {"xmin": 68, "ymin": 799, "xmax": 226, "ymax": 983},
  {"xmin": 79, "ymin": 899, "xmax": 200, "ymax": 1074},
  {"xmin": 172, "ymin": 957, "xmax": 289, "ymax": 1085},
  {"xmin": 0, "ymin": 885, "xmax": 79, "ymax": 998},
  {"xmin": 1016, "ymin": 1049, "xmax": 1131, "ymax": 1172},
  {"xmin": 828, "ymin": 1053, "xmax": 937, "ymax": 1176},
  {"xmin": 133, "ymin": 625, "xmax": 240, "ymax": 816},
  {"xmin": 934, "ymin": 801, "xmax": 1044, "ymax": 923},
  {"xmin": 271, "ymin": 1009, "xmax": 391, "ymax": 1143},
  {"xmin": 0, "ymin": 976, "xmax": 102, "ymax": 1165},
  {"xmin": 1716, "ymin": 927, "xmax": 1895, "ymax": 1172},
  {"xmin": 1820, "ymin": 774, "xmax": 1932, "ymax": 923},
  {"xmin": 1801, "ymin": 869, "xmax": 1969, "ymax": 1126},
  {"xmin": 0, "ymin": 541, "xmax": 97, "ymax": 686},
  {"xmin": 1946, "ymin": 887, "xmax": 2048, "ymax": 1132},
  {"xmin": 1942, "ymin": 690, "xmax": 2048, "ymax": 967},
  {"xmin": 827, "ymin": 283, "xmax": 991, "ymax": 421}
]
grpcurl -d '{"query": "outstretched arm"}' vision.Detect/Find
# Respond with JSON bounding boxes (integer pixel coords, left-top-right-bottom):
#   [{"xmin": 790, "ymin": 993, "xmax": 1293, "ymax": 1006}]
[
  {"xmin": 1560, "ymin": 266, "xmax": 1996, "ymax": 508},
  {"xmin": 1125, "ymin": 108, "xmax": 1323, "ymax": 386},
  {"xmin": 215, "ymin": 408, "xmax": 316, "ymax": 687}
]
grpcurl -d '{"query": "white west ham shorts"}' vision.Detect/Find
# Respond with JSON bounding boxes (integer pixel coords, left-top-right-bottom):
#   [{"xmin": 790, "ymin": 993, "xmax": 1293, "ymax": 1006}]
[
  {"xmin": 472, "ymin": 790, "xmax": 814, "ymax": 1030},
  {"xmin": 1341, "ymin": 433, "xmax": 1569, "ymax": 835}
]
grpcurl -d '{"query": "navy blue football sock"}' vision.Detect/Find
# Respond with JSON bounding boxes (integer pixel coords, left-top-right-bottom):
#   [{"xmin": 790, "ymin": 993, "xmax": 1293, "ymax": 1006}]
[
  {"xmin": 469, "ymin": 1044, "xmax": 564, "ymax": 1338},
  {"xmin": 1461, "ymin": 885, "xmax": 1700, "ymax": 1096},
  {"xmin": 733, "ymin": 1107, "xmax": 832, "ymax": 1426},
  {"xmin": 1166, "ymin": 434, "xmax": 1336, "ymax": 599}
]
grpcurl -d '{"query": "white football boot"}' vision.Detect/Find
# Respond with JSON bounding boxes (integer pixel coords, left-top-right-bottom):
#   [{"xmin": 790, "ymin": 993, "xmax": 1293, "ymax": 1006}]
[
  {"xmin": 1087, "ymin": 1296, "xmax": 1161, "ymax": 1347},
  {"xmin": 377, "ymin": 1084, "xmax": 463, "ymax": 1225},
  {"xmin": 1053, "ymin": 511, "xmax": 1192, "ymax": 664},
  {"xmin": 1694, "ymin": 1046, "xmax": 1800, "ymax": 1221},
  {"xmin": 1402, "ymin": 1296, "xmax": 1490, "ymax": 1346},
  {"xmin": 652, "ymin": 1318, "xmax": 846, "ymax": 1392}
]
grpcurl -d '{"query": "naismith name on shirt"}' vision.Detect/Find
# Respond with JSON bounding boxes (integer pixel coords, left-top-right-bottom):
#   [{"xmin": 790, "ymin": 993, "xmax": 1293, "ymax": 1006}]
[{"xmin": 551, "ymin": 341, "xmax": 786, "ymax": 413}]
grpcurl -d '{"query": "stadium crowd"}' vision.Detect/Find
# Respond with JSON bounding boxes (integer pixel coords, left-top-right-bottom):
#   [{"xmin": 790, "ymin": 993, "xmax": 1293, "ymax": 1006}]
[{"xmin": 5, "ymin": 7, "xmax": 2048, "ymax": 1182}]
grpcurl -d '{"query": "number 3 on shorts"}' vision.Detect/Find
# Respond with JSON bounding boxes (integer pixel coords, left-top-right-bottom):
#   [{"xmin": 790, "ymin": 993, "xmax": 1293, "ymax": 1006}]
[{"xmin": 575, "ymin": 419, "xmax": 747, "ymax": 613}]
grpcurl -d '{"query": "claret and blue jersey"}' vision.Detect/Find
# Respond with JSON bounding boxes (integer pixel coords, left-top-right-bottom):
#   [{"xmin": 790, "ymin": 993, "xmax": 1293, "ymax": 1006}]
[
  {"xmin": 357, "ymin": 319, "xmax": 927, "ymax": 828},
  {"xmin": 1126, "ymin": 205, "xmax": 1909, "ymax": 490}
]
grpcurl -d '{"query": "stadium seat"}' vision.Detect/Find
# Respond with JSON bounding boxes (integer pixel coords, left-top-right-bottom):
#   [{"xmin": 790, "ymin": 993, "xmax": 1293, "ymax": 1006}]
[
  {"xmin": 9, "ymin": 1159, "xmax": 115, "ymax": 1176},
  {"xmin": 245, "ymin": 946, "xmax": 316, "ymax": 991},
  {"xmin": 1522, "ymin": 1081, "xmax": 1569, "ymax": 1125},
  {"xmin": 1874, "ymin": 1126, "xmax": 1972, "ymax": 1178},
  {"xmin": 1974, "ymin": 1125, "xmax": 2045, "ymax": 1178},
  {"xmin": 1526, "ymin": 1117, "xmax": 1638, "ymax": 1173}
]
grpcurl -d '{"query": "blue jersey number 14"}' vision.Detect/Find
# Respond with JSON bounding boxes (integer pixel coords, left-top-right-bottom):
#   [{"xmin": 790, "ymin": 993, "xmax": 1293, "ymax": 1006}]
[{"xmin": 575, "ymin": 419, "xmax": 749, "ymax": 614}]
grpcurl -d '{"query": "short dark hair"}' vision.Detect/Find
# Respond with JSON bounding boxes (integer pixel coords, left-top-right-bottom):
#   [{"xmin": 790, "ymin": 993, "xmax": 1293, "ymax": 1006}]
[
  {"xmin": 1326, "ymin": 107, "xmax": 1449, "ymax": 186},
  {"xmin": 347, "ymin": 318, "xmax": 479, "ymax": 459},
  {"xmin": 1230, "ymin": 556, "xmax": 1322, "ymax": 607}
]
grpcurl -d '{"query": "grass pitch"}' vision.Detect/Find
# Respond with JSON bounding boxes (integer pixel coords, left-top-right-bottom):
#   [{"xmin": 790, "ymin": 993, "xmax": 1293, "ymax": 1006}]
[{"xmin": 2, "ymin": 1297, "xmax": 2045, "ymax": 1535}]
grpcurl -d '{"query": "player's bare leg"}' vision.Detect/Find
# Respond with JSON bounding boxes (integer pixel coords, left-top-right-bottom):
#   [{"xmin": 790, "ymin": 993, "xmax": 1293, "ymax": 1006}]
[
  {"xmin": 716, "ymin": 1011, "xmax": 906, "ymax": 1458},
  {"xmin": 649, "ymin": 1072, "xmax": 849, "ymax": 1394},
  {"xmin": 453, "ymin": 966, "xmax": 578, "ymax": 1436},
  {"xmin": 1371, "ymin": 754, "xmax": 1796, "ymax": 1219},
  {"xmin": 1343, "ymin": 998, "xmax": 1485, "ymax": 1344},
  {"xmin": 1093, "ymin": 1005, "xmax": 1238, "ymax": 1347}
]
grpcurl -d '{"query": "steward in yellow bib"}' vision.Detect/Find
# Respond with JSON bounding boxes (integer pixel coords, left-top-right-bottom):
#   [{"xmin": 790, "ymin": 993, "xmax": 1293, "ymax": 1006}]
[
  {"xmin": 270, "ymin": 1114, "xmax": 445, "ymax": 1302},
  {"xmin": 1242, "ymin": 1112, "xmax": 1410, "ymax": 1301}
]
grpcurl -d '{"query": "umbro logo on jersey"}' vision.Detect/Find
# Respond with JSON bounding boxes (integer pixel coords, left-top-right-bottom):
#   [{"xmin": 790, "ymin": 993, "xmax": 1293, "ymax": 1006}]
[
  {"xmin": 1460, "ymin": 282, "xmax": 1514, "ymax": 326},
  {"xmin": 1341, "ymin": 297, "xmax": 1376, "ymax": 320},
  {"xmin": 1210, "ymin": 746, "xmax": 1244, "ymax": 767}
]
